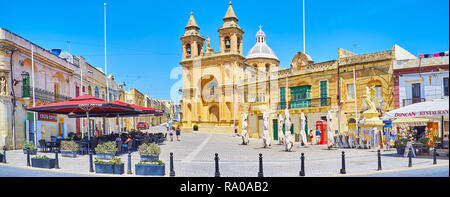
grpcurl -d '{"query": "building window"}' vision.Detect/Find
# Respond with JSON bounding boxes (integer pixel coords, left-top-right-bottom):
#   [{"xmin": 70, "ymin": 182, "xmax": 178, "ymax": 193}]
[
  {"xmin": 348, "ymin": 84, "xmax": 355, "ymax": 99},
  {"xmin": 197, "ymin": 44, "xmax": 201, "ymax": 56},
  {"xmin": 280, "ymin": 87, "xmax": 286, "ymax": 109},
  {"xmin": 76, "ymin": 85, "xmax": 80, "ymax": 97},
  {"xmin": 320, "ymin": 81, "xmax": 328, "ymax": 106},
  {"xmin": 444, "ymin": 77, "xmax": 449, "ymax": 96},
  {"xmin": 22, "ymin": 72, "xmax": 30, "ymax": 98},
  {"xmin": 54, "ymin": 83, "xmax": 59, "ymax": 102},
  {"xmin": 95, "ymin": 87, "xmax": 99, "ymax": 98},
  {"xmin": 372, "ymin": 85, "xmax": 382, "ymax": 99},
  {"xmin": 412, "ymin": 83, "xmax": 421, "ymax": 100}
]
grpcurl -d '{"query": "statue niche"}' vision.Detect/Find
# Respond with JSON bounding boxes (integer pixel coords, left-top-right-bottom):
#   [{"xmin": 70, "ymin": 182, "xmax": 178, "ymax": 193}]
[
  {"xmin": 0, "ymin": 76, "xmax": 7, "ymax": 96},
  {"xmin": 290, "ymin": 52, "xmax": 313, "ymax": 72}
]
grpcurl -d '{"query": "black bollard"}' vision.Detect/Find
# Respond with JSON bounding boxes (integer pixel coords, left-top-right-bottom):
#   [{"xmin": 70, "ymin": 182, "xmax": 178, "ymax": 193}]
[
  {"xmin": 26, "ymin": 148, "xmax": 31, "ymax": 167},
  {"xmin": 408, "ymin": 147, "xmax": 412, "ymax": 167},
  {"xmin": 89, "ymin": 149, "xmax": 94, "ymax": 173},
  {"xmin": 127, "ymin": 152, "xmax": 132, "ymax": 174},
  {"xmin": 340, "ymin": 151, "xmax": 346, "ymax": 174},
  {"xmin": 377, "ymin": 150, "xmax": 382, "ymax": 171},
  {"xmin": 215, "ymin": 153, "xmax": 220, "ymax": 177},
  {"xmin": 2, "ymin": 146, "xmax": 5, "ymax": 163},
  {"xmin": 55, "ymin": 150, "xmax": 59, "ymax": 169},
  {"xmin": 299, "ymin": 153, "xmax": 305, "ymax": 177},
  {"xmin": 433, "ymin": 147, "xmax": 437, "ymax": 165},
  {"xmin": 258, "ymin": 153, "xmax": 264, "ymax": 177},
  {"xmin": 169, "ymin": 152, "xmax": 175, "ymax": 177}
]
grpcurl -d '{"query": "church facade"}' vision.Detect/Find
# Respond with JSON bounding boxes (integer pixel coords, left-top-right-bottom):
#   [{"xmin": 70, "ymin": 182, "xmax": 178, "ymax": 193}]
[{"xmin": 179, "ymin": 2, "xmax": 418, "ymax": 142}]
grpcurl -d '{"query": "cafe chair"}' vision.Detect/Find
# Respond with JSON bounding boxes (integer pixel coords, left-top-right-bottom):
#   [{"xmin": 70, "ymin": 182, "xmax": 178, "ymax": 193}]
[{"xmin": 38, "ymin": 140, "xmax": 51, "ymax": 153}]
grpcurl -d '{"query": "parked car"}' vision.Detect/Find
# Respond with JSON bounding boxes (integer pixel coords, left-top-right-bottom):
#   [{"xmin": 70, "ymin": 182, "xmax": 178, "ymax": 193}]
[{"xmin": 137, "ymin": 122, "xmax": 149, "ymax": 130}]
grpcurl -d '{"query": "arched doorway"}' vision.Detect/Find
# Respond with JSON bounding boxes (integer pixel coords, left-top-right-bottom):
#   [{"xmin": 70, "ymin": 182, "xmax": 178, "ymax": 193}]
[
  {"xmin": 209, "ymin": 105, "xmax": 219, "ymax": 123},
  {"xmin": 348, "ymin": 118, "xmax": 356, "ymax": 133}
]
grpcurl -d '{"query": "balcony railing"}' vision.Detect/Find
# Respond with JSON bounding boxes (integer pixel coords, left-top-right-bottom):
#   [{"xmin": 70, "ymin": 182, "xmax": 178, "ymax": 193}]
[
  {"xmin": 403, "ymin": 98, "xmax": 426, "ymax": 106},
  {"xmin": 22, "ymin": 85, "xmax": 71, "ymax": 103},
  {"xmin": 277, "ymin": 97, "xmax": 331, "ymax": 110}
]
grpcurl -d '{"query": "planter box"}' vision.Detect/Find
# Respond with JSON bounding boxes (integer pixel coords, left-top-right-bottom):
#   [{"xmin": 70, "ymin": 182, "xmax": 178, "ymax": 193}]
[
  {"xmin": 31, "ymin": 158, "xmax": 56, "ymax": 169},
  {"xmin": 135, "ymin": 164, "xmax": 165, "ymax": 176},
  {"xmin": 60, "ymin": 150, "xmax": 77, "ymax": 158},
  {"xmin": 95, "ymin": 163, "xmax": 124, "ymax": 175},
  {"xmin": 23, "ymin": 149, "xmax": 37, "ymax": 155},
  {"xmin": 0, "ymin": 154, "xmax": 3, "ymax": 162},
  {"xmin": 96, "ymin": 153, "xmax": 115, "ymax": 160},
  {"xmin": 140, "ymin": 154, "xmax": 159, "ymax": 162}
]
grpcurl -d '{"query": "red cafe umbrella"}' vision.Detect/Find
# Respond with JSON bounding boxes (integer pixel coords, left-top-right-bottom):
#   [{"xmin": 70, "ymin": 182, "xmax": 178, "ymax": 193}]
[
  {"xmin": 26, "ymin": 94, "xmax": 137, "ymax": 172},
  {"xmin": 27, "ymin": 95, "xmax": 136, "ymax": 115},
  {"xmin": 67, "ymin": 101, "xmax": 163, "ymax": 118},
  {"xmin": 129, "ymin": 104, "xmax": 164, "ymax": 115},
  {"xmin": 26, "ymin": 94, "xmax": 136, "ymax": 138},
  {"xmin": 65, "ymin": 100, "xmax": 164, "ymax": 134}
]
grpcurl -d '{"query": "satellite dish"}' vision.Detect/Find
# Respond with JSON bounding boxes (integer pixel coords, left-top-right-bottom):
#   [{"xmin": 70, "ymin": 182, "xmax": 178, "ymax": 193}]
[{"xmin": 59, "ymin": 51, "xmax": 73, "ymax": 64}]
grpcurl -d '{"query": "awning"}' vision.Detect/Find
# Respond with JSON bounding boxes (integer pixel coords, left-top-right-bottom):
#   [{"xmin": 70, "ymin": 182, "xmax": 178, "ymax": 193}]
[
  {"xmin": 392, "ymin": 117, "xmax": 430, "ymax": 126},
  {"xmin": 384, "ymin": 99, "xmax": 449, "ymax": 119}
]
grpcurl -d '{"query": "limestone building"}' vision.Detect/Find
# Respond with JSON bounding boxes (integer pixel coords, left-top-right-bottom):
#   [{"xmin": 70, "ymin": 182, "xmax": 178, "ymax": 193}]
[
  {"xmin": 0, "ymin": 28, "xmax": 120, "ymax": 149},
  {"xmin": 179, "ymin": 2, "xmax": 419, "ymax": 143}
]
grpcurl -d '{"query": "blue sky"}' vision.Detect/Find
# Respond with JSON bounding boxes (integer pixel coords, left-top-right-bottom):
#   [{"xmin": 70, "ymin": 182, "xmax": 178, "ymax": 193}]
[{"xmin": 1, "ymin": 0, "xmax": 448, "ymax": 101}]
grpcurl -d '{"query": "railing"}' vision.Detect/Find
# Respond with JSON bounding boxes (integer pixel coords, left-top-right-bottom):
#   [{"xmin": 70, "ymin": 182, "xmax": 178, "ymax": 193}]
[
  {"xmin": 22, "ymin": 85, "xmax": 71, "ymax": 103},
  {"xmin": 402, "ymin": 98, "xmax": 425, "ymax": 106},
  {"xmin": 277, "ymin": 97, "xmax": 331, "ymax": 110}
]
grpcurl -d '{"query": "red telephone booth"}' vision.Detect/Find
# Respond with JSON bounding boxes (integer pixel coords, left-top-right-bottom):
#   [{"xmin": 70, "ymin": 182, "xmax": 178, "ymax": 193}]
[{"xmin": 316, "ymin": 120, "xmax": 327, "ymax": 145}]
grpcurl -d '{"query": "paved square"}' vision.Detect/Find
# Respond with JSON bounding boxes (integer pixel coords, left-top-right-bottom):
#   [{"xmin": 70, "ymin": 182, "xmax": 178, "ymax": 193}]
[{"xmin": 1, "ymin": 126, "xmax": 448, "ymax": 177}]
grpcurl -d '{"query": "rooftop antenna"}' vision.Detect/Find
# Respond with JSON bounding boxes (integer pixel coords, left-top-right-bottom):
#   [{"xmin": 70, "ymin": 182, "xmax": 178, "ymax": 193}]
[{"xmin": 67, "ymin": 41, "xmax": 71, "ymax": 53}]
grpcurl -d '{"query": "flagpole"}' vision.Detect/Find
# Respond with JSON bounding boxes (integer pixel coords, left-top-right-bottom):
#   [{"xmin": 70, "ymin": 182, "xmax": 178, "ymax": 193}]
[
  {"xmin": 303, "ymin": 0, "xmax": 305, "ymax": 53},
  {"xmin": 31, "ymin": 46, "xmax": 37, "ymax": 146},
  {"xmin": 104, "ymin": 2, "xmax": 111, "ymax": 134},
  {"xmin": 353, "ymin": 68, "xmax": 358, "ymax": 135},
  {"xmin": 80, "ymin": 61, "xmax": 84, "ymax": 139}
]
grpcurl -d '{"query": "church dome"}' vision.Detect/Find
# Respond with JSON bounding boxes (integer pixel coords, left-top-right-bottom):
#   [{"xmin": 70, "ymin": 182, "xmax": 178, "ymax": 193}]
[{"xmin": 246, "ymin": 27, "xmax": 278, "ymax": 60}]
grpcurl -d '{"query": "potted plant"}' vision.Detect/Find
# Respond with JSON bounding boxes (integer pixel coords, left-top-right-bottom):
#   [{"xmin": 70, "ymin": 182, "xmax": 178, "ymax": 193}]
[
  {"xmin": 0, "ymin": 152, "xmax": 3, "ymax": 163},
  {"xmin": 23, "ymin": 141, "xmax": 37, "ymax": 155},
  {"xmin": 94, "ymin": 141, "xmax": 117, "ymax": 160},
  {"xmin": 138, "ymin": 143, "xmax": 161, "ymax": 162},
  {"xmin": 60, "ymin": 140, "xmax": 79, "ymax": 158},
  {"xmin": 94, "ymin": 157, "xmax": 124, "ymax": 175},
  {"xmin": 395, "ymin": 138, "xmax": 409, "ymax": 155},
  {"xmin": 31, "ymin": 155, "xmax": 56, "ymax": 169},
  {"xmin": 193, "ymin": 124, "xmax": 198, "ymax": 131},
  {"xmin": 135, "ymin": 160, "xmax": 165, "ymax": 176}
]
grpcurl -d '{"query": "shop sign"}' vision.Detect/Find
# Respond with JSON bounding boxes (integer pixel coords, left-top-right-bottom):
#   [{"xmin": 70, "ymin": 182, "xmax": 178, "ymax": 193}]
[{"xmin": 38, "ymin": 112, "xmax": 58, "ymax": 122}]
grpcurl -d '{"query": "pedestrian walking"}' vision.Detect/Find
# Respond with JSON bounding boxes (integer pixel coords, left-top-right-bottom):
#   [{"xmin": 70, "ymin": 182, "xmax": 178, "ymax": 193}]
[
  {"xmin": 169, "ymin": 126, "xmax": 174, "ymax": 142},
  {"xmin": 309, "ymin": 130, "xmax": 314, "ymax": 145},
  {"xmin": 315, "ymin": 129, "xmax": 321, "ymax": 144},
  {"xmin": 176, "ymin": 126, "xmax": 181, "ymax": 141}
]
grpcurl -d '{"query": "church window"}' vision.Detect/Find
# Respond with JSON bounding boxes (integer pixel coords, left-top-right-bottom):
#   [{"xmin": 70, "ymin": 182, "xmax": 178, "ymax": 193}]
[
  {"xmin": 209, "ymin": 82, "xmax": 217, "ymax": 96},
  {"xmin": 237, "ymin": 38, "xmax": 241, "ymax": 53},
  {"xmin": 197, "ymin": 44, "xmax": 201, "ymax": 56}
]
